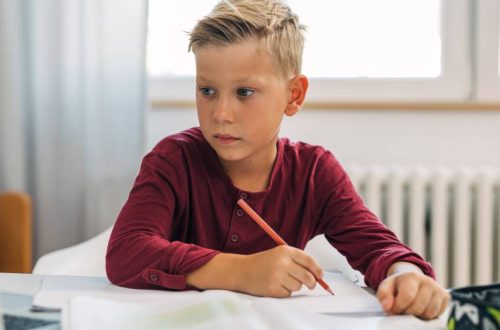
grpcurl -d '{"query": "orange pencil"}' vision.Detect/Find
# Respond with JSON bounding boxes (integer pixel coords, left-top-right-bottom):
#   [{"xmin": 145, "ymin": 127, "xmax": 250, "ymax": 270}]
[{"xmin": 237, "ymin": 199, "xmax": 334, "ymax": 295}]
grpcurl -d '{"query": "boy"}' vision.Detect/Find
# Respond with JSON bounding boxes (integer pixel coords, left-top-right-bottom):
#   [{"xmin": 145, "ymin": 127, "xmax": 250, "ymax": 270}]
[{"xmin": 106, "ymin": 0, "xmax": 450, "ymax": 320}]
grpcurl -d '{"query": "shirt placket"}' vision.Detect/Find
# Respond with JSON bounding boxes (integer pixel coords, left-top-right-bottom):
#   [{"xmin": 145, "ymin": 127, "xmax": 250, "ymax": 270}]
[{"xmin": 224, "ymin": 191, "xmax": 249, "ymax": 250}]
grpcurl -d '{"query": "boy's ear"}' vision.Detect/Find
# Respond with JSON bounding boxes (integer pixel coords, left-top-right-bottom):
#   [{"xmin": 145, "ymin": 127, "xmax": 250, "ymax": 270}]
[{"xmin": 285, "ymin": 74, "xmax": 309, "ymax": 116}]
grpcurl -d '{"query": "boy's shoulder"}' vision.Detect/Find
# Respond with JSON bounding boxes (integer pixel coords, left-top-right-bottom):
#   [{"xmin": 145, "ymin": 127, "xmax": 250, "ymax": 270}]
[
  {"xmin": 280, "ymin": 136, "xmax": 331, "ymax": 160},
  {"xmin": 150, "ymin": 127, "xmax": 206, "ymax": 156},
  {"xmin": 279, "ymin": 137, "xmax": 345, "ymax": 181}
]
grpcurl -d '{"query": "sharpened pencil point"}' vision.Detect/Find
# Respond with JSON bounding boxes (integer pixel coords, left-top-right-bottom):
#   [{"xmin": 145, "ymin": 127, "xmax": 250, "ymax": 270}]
[{"xmin": 327, "ymin": 288, "xmax": 335, "ymax": 295}]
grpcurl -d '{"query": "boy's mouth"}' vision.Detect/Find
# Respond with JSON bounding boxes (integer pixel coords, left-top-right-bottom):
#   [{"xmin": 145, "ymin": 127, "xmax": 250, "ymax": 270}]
[{"xmin": 214, "ymin": 133, "xmax": 241, "ymax": 145}]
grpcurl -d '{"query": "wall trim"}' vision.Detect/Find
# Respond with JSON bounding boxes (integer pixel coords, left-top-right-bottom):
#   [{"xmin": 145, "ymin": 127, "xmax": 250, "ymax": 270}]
[{"xmin": 150, "ymin": 100, "xmax": 500, "ymax": 111}]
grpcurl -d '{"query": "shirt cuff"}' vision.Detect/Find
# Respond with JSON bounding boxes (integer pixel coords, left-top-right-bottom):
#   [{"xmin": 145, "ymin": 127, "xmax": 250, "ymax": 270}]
[
  {"xmin": 145, "ymin": 249, "xmax": 221, "ymax": 290},
  {"xmin": 366, "ymin": 251, "xmax": 435, "ymax": 289},
  {"xmin": 141, "ymin": 269, "xmax": 189, "ymax": 290}
]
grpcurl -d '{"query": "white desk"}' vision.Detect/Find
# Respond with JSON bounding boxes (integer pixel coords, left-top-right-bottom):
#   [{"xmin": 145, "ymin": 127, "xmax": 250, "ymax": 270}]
[{"xmin": 0, "ymin": 272, "xmax": 448, "ymax": 330}]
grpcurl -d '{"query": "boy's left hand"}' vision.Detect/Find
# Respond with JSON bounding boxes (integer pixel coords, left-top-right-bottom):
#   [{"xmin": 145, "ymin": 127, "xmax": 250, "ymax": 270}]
[{"xmin": 376, "ymin": 262, "xmax": 450, "ymax": 320}]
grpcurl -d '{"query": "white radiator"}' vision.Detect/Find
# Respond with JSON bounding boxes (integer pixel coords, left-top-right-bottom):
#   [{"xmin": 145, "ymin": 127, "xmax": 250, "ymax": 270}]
[{"xmin": 346, "ymin": 165, "xmax": 500, "ymax": 288}]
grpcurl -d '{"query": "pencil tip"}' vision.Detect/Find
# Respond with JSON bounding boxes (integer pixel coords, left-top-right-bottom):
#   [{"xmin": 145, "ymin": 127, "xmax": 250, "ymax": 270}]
[{"xmin": 328, "ymin": 288, "xmax": 335, "ymax": 296}]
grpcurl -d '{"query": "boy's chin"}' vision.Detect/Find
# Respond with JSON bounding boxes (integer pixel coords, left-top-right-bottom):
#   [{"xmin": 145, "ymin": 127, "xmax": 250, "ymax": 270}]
[
  {"xmin": 215, "ymin": 152, "xmax": 243, "ymax": 163},
  {"xmin": 212, "ymin": 148, "xmax": 246, "ymax": 164}
]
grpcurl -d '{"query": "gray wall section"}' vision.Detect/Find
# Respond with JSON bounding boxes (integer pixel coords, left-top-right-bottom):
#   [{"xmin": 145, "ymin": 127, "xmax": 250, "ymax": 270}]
[{"xmin": 147, "ymin": 108, "xmax": 500, "ymax": 167}]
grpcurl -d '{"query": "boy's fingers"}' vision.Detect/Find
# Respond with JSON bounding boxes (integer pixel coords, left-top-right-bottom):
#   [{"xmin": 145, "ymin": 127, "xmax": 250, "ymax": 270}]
[
  {"xmin": 438, "ymin": 291, "xmax": 451, "ymax": 316},
  {"xmin": 421, "ymin": 289, "xmax": 451, "ymax": 319},
  {"xmin": 421, "ymin": 292, "xmax": 442, "ymax": 320},
  {"xmin": 404, "ymin": 284, "xmax": 433, "ymax": 316},
  {"xmin": 281, "ymin": 275, "xmax": 303, "ymax": 293},
  {"xmin": 392, "ymin": 276, "xmax": 419, "ymax": 314},
  {"xmin": 289, "ymin": 248, "xmax": 323, "ymax": 279},
  {"xmin": 288, "ymin": 263, "xmax": 317, "ymax": 290},
  {"xmin": 271, "ymin": 285, "xmax": 292, "ymax": 298},
  {"xmin": 376, "ymin": 276, "xmax": 396, "ymax": 312},
  {"xmin": 414, "ymin": 279, "xmax": 450, "ymax": 319}
]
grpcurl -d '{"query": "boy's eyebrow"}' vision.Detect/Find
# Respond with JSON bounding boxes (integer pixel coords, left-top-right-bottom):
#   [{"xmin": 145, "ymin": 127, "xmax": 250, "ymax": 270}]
[
  {"xmin": 234, "ymin": 76, "xmax": 264, "ymax": 84},
  {"xmin": 196, "ymin": 75, "xmax": 266, "ymax": 85},
  {"xmin": 196, "ymin": 76, "xmax": 213, "ymax": 84}
]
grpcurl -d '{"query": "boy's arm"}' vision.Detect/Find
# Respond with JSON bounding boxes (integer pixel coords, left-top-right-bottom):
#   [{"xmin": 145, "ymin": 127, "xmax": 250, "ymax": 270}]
[
  {"xmin": 186, "ymin": 245, "xmax": 324, "ymax": 297},
  {"xmin": 314, "ymin": 153, "xmax": 434, "ymax": 288},
  {"xmin": 106, "ymin": 154, "xmax": 219, "ymax": 290},
  {"xmin": 314, "ymin": 154, "xmax": 449, "ymax": 319}
]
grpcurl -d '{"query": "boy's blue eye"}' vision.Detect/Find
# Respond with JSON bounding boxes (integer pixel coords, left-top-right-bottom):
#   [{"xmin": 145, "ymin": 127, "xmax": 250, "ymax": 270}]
[
  {"xmin": 199, "ymin": 87, "xmax": 215, "ymax": 96},
  {"xmin": 237, "ymin": 88, "xmax": 255, "ymax": 97}
]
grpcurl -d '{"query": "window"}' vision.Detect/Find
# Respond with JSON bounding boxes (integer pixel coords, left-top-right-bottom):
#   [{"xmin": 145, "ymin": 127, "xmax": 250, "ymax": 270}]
[
  {"xmin": 147, "ymin": 0, "xmax": 489, "ymax": 103},
  {"xmin": 147, "ymin": 1, "xmax": 212, "ymax": 77},
  {"xmin": 148, "ymin": 0, "xmax": 441, "ymax": 79},
  {"xmin": 286, "ymin": 0, "xmax": 441, "ymax": 79}
]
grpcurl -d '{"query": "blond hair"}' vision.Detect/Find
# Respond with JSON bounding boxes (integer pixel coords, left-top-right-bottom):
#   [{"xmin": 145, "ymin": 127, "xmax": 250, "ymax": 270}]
[{"xmin": 188, "ymin": 0, "xmax": 306, "ymax": 79}]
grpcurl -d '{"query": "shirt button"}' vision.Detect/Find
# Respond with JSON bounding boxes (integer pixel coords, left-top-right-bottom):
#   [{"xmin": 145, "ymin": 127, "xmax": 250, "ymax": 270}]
[
  {"xmin": 236, "ymin": 209, "xmax": 244, "ymax": 217},
  {"xmin": 149, "ymin": 274, "xmax": 159, "ymax": 282},
  {"xmin": 240, "ymin": 192, "xmax": 248, "ymax": 200},
  {"xmin": 231, "ymin": 234, "xmax": 239, "ymax": 242}
]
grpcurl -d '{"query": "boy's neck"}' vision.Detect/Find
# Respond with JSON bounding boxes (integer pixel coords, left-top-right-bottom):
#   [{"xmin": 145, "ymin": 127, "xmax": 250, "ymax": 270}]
[{"xmin": 219, "ymin": 145, "xmax": 277, "ymax": 193}]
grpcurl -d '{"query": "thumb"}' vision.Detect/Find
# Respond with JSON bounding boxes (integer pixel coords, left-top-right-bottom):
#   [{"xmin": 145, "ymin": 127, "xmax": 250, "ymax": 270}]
[{"xmin": 377, "ymin": 276, "xmax": 396, "ymax": 312}]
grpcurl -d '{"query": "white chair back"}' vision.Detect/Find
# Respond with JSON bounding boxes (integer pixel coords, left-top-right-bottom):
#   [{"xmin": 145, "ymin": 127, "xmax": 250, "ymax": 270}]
[{"xmin": 32, "ymin": 227, "xmax": 112, "ymax": 277}]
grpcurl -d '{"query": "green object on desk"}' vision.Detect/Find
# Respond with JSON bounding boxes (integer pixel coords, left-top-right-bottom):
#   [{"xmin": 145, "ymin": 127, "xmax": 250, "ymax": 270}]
[
  {"xmin": 447, "ymin": 317, "xmax": 455, "ymax": 329},
  {"xmin": 488, "ymin": 307, "xmax": 500, "ymax": 323},
  {"xmin": 447, "ymin": 283, "xmax": 500, "ymax": 330}
]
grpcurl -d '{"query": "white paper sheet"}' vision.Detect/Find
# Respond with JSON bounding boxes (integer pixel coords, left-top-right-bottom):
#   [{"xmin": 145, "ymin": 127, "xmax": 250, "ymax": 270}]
[
  {"xmin": 32, "ymin": 272, "xmax": 383, "ymax": 315},
  {"xmin": 32, "ymin": 276, "xmax": 109, "ymax": 310},
  {"xmin": 62, "ymin": 292, "xmax": 265, "ymax": 330},
  {"xmin": 267, "ymin": 271, "xmax": 384, "ymax": 315},
  {"xmin": 61, "ymin": 292, "xmax": 359, "ymax": 330},
  {"xmin": 60, "ymin": 291, "xmax": 444, "ymax": 330},
  {"xmin": 32, "ymin": 275, "xmax": 202, "ymax": 310}
]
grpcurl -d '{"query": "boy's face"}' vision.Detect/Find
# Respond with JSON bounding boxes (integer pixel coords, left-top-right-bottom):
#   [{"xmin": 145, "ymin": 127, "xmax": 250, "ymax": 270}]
[{"xmin": 194, "ymin": 38, "xmax": 291, "ymax": 168}]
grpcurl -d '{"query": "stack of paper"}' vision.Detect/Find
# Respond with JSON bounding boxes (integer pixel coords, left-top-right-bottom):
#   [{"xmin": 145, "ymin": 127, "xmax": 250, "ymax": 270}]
[
  {"xmin": 63, "ymin": 292, "xmax": 266, "ymax": 330},
  {"xmin": 32, "ymin": 272, "xmax": 390, "ymax": 329},
  {"xmin": 61, "ymin": 291, "xmax": 380, "ymax": 330}
]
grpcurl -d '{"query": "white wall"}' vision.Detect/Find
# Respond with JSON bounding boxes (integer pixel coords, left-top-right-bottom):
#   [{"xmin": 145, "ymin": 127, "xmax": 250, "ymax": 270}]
[{"xmin": 147, "ymin": 108, "xmax": 500, "ymax": 167}]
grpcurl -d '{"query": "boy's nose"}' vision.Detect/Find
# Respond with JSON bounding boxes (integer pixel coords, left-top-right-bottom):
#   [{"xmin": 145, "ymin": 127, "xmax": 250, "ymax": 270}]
[{"xmin": 212, "ymin": 97, "xmax": 235, "ymax": 124}]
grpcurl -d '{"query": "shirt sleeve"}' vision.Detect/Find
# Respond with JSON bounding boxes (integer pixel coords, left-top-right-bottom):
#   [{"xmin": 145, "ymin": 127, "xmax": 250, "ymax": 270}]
[
  {"xmin": 314, "ymin": 152, "xmax": 434, "ymax": 289},
  {"xmin": 106, "ymin": 151, "xmax": 220, "ymax": 290}
]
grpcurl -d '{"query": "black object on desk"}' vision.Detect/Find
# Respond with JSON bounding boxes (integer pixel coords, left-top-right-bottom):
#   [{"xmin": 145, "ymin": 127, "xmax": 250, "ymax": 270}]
[
  {"xmin": 448, "ymin": 283, "xmax": 500, "ymax": 330},
  {"xmin": 0, "ymin": 292, "xmax": 60, "ymax": 330},
  {"xmin": 3, "ymin": 314, "xmax": 58, "ymax": 330}
]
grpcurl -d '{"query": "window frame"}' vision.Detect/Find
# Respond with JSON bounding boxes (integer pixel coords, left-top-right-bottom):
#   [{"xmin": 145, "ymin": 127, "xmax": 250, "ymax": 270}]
[
  {"xmin": 476, "ymin": 0, "xmax": 500, "ymax": 101},
  {"xmin": 148, "ymin": 0, "xmax": 472, "ymax": 104}
]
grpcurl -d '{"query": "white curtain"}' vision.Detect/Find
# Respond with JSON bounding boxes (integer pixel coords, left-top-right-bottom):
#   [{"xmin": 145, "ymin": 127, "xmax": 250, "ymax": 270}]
[{"xmin": 0, "ymin": 0, "xmax": 147, "ymax": 258}]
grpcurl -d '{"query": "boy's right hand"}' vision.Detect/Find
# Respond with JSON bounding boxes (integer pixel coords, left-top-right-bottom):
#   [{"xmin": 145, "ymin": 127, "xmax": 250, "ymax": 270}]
[{"xmin": 236, "ymin": 245, "xmax": 324, "ymax": 297}]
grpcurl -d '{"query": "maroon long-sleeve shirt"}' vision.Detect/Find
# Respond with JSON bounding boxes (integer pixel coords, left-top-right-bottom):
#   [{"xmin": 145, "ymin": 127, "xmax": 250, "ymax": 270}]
[{"xmin": 106, "ymin": 127, "xmax": 433, "ymax": 290}]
